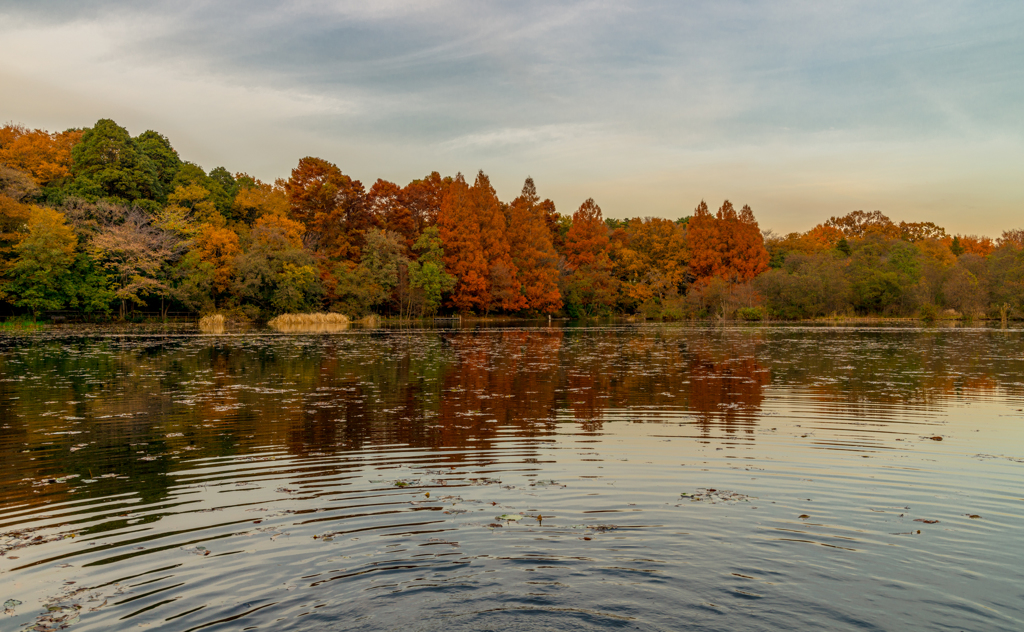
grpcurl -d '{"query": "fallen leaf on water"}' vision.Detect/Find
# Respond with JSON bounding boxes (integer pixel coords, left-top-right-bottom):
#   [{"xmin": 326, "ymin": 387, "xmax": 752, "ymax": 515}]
[
  {"xmin": 913, "ymin": 519, "xmax": 939, "ymax": 524},
  {"xmin": 967, "ymin": 514, "xmax": 981, "ymax": 519},
  {"xmin": 930, "ymin": 436, "xmax": 943, "ymax": 441},
  {"xmin": 798, "ymin": 515, "xmax": 810, "ymax": 519}
]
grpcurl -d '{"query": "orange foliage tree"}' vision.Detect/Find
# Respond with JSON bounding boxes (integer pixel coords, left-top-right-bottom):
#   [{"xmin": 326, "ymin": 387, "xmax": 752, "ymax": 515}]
[
  {"xmin": 471, "ymin": 171, "xmax": 525, "ymax": 313},
  {"xmin": 0, "ymin": 194, "xmax": 32, "ymax": 258},
  {"xmin": 688, "ymin": 200, "xmax": 768, "ymax": 283},
  {"xmin": 565, "ymin": 198, "xmax": 611, "ymax": 270},
  {"xmin": 955, "ymin": 235, "xmax": 995, "ymax": 256},
  {"xmin": 825, "ymin": 210, "xmax": 899, "ymax": 239},
  {"xmin": 506, "ymin": 177, "xmax": 561, "ymax": 313},
  {"xmin": 368, "ymin": 179, "xmax": 416, "ymax": 251},
  {"xmin": 803, "ymin": 224, "xmax": 844, "ymax": 250},
  {"xmin": 284, "ymin": 157, "xmax": 369, "ymax": 261},
  {"xmin": 561, "ymin": 198, "xmax": 617, "ymax": 314},
  {"xmin": 401, "ymin": 172, "xmax": 449, "ymax": 233},
  {"xmin": 0, "ymin": 124, "xmax": 82, "ymax": 185},
  {"xmin": 899, "ymin": 221, "xmax": 947, "ymax": 242},
  {"xmin": 232, "ymin": 177, "xmax": 289, "ymax": 224},
  {"xmin": 195, "ymin": 224, "xmax": 241, "ymax": 294},
  {"xmin": 615, "ymin": 217, "xmax": 688, "ymax": 304},
  {"xmin": 437, "ymin": 174, "xmax": 489, "ymax": 312}
]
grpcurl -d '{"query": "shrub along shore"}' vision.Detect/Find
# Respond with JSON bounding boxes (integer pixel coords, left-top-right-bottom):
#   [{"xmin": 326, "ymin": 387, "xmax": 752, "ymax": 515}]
[{"xmin": 2, "ymin": 119, "xmax": 1023, "ymax": 324}]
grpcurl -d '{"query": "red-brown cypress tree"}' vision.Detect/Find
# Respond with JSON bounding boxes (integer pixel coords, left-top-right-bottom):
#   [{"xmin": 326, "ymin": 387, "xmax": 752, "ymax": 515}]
[
  {"xmin": 437, "ymin": 174, "xmax": 488, "ymax": 312},
  {"xmin": 507, "ymin": 177, "xmax": 562, "ymax": 313}
]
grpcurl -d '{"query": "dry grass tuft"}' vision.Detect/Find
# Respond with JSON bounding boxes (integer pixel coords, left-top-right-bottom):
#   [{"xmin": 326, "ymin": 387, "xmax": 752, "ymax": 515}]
[
  {"xmin": 199, "ymin": 314, "xmax": 225, "ymax": 333},
  {"xmin": 354, "ymin": 314, "xmax": 380, "ymax": 327},
  {"xmin": 267, "ymin": 312, "xmax": 350, "ymax": 332}
]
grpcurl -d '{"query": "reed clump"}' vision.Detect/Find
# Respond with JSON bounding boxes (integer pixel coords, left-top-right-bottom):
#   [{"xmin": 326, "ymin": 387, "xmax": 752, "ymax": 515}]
[
  {"xmin": 198, "ymin": 314, "xmax": 225, "ymax": 333},
  {"xmin": 354, "ymin": 314, "xmax": 380, "ymax": 328},
  {"xmin": 267, "ymin": 312, "xmax": 350, "ymax": 332}
]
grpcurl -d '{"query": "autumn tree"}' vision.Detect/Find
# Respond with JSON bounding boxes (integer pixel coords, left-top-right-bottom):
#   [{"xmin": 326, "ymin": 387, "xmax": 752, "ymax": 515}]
[
  {"xmin": 90, "ymin": 210, "xmax": 174, "ymax": 318},
  {"xmin": 899, "ymin": 221, "xmax": 947, "ymax": 242},
  {"xmin": 284, "ymin": 157, "xmax": 370, "ymax": 261},
  {"xmin": 687, "ymin": 200, "xmax": 720, "ymax": 279},
  {"xmin": 614, "ymin": 217, "xmax": 687, "ymax": 306},
  {"xmin": 171, "ymin": 224, "xmax": 241, "ymax": 314},
  {"xmin": 198, "ymin": 225, "xmax": 241, "ymax": 294},
  {"xmin": 561, "ymin": 198, "xmax": 617, "ymax": 315},
  {"xmin": 825, "ymin": 210, "xmax": 899, "ymax": 239},
  {"xmin": 401, "ymin": 172, "xmax": 450, "ymax": 232},
  {"xmin": 803, "ymin": 224, "xmax": 844, "ymax": 250},
  {"xmin": 0, "ymin": 193, "xmax": 32, "ymax": 261},
  {"xmin": 540, "ymin": 199, "xmax": 569, "ymax": 256},
  {"xmin": 506, "ymin": 177, "xmax": 561, "ymax": 313},
  {"xmin": 0, "ymin": 124, "xmax": 82, "ymax": 186},
  {"xmin": 437, "ymin": 174, "xmax": 488, "ymax": 312},
  {"xmin": 729, "ymin": 203, "xmax": 770, "ymax": 281},
  {"xmin": 155, "ymin": 184, "xmax": 224, "ymax": 239},
  {"xmin": 368, "ymin": 179, "xmax": 416, "ymax": 251},
  {"xmin": 472, "ymin": 171, "xmax": 525, "ymax": 312},
  {"xmin": 565, "ymin": 198, "xmax": 611, "ymax": 270},
  {"xmin": 231, "ymin": 177, "xmax": 289, "ymax": 224},
  {"xmin": 0, "ymin": 164, "xmax": 40, "ymax": 202},
  {"xmin": 956, "ymin": 235, "xmax": 995, "ymax": 257},
  {"xmin": 998, "ymin": 229, "xmax": 1024, "ymax": 250},
  {"xmin": 688, "ymin": 200, "xmax": 768, "ymax": 283}
]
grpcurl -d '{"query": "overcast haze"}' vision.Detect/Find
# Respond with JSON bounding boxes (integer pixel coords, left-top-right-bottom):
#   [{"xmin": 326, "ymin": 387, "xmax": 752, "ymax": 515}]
[{"xmin": 1, "ymin": 1, "xmax": 1021, "ymax": 234}]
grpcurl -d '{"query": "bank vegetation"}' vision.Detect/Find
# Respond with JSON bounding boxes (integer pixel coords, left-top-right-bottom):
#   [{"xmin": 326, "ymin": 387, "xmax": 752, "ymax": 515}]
[{"xmin": 2, "ymin": 119, "xmax": 1022, "ymax": 324}]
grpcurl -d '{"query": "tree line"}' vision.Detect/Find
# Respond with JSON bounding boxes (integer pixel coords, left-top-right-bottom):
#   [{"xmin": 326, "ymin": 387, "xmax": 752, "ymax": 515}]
[{"xmin": 1, "ymin": 118, "xmax": 1022, "ymax": 322}]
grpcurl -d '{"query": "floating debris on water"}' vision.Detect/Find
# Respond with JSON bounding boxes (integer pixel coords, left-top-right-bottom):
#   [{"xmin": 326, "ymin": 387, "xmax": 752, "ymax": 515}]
[{"xmin": 680, "ymin": 488, "xmax": 756, "ymax": 504}]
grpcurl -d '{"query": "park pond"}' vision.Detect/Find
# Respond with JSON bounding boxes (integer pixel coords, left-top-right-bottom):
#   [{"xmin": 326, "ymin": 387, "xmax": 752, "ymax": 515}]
[{"xmin": 1, "ymin": 323, "xmax": 1023, "ymax": 631}]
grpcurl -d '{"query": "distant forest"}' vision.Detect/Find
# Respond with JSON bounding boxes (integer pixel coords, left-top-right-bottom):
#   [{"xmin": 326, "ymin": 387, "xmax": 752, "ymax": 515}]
[{"xmin": 1, "ymin": 118, "xmax": 1022, "ymax": 322}]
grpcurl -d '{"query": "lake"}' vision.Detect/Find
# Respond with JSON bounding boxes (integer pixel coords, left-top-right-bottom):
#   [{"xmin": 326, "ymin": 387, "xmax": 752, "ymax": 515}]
[{"xmin": 1, "ymin": 324, "xmax": 1022, "ymax": 631}]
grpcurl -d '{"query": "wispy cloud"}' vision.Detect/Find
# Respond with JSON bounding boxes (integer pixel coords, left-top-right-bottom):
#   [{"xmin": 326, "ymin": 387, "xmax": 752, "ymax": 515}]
[{"xmin": 0, "ymin": 0, "xmax": 1022, "ymax": 233}]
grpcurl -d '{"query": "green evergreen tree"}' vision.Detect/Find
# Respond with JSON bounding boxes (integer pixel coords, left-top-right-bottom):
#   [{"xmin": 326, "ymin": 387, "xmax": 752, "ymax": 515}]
[
  {"xmin": 67, "ymin": 119, "xmax": 159, "ymax": 206},
  {"xmin": 950, "ymin": 235, "xmax": 965, "ymax": 256},
  {"xmin": 135, "ymin": 130, "xmax": 181, "ymax": 202}
]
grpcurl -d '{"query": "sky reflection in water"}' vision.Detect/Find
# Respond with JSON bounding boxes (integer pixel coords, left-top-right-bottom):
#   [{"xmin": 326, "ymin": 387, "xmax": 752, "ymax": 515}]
[{"xmin": 1, "ymin": 324, "xmax": 1023, "ymax": 631}]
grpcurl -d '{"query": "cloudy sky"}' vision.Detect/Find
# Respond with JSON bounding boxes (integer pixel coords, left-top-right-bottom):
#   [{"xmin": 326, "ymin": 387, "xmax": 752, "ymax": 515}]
[{"xmin": 1, "ymin": 1, "xmax": 1021, "ymax": 234}]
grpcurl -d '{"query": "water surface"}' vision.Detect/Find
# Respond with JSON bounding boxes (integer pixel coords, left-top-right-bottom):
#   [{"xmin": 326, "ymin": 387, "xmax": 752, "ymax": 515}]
[{"xmin": 1, "ymin": 324, "xmax": 1023, "ymax": 631}]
